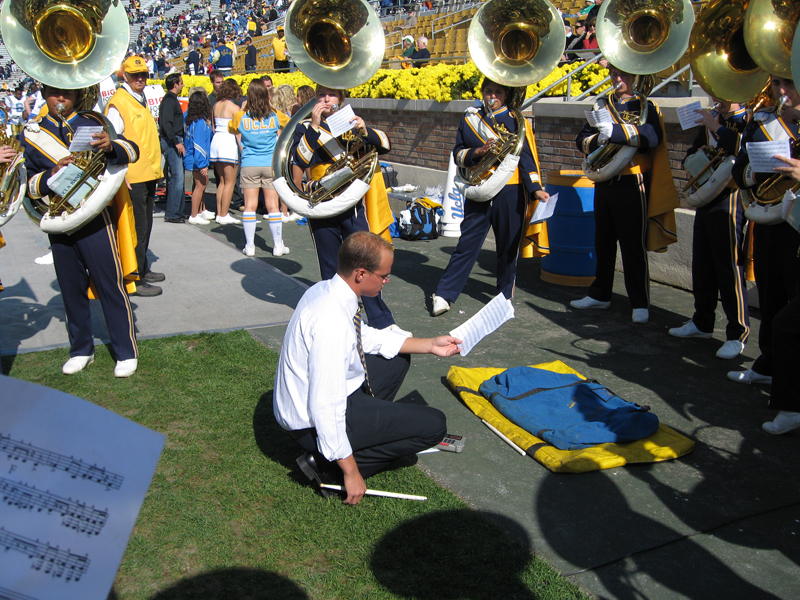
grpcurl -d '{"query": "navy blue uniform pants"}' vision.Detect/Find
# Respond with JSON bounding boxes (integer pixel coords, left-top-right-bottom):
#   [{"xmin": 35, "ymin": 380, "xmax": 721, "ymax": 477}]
[
  {"xmin": 436, "ymin": 183, "xmax": 526, "ymax": 303},
  {"xmin": 293, "ymin": 353, "xmax": 447, "ymax": 478},
  {"xmin": 769, "ymin": 292, "xmax": 800, "ymax": 412},
  {"xmin": 691, "ymin": 191, "xmax": 749, "ymax": 342},
  {"xmin": 308, "ymin": 202, "xmax": 395, "ymax": 329},
  {"xmin": 588, "ymin": 173, "xmax": 650, "ymax": 309},
  {"xmin": 49, "ymin": 210, "xmax": 138, "ymax": 361}
]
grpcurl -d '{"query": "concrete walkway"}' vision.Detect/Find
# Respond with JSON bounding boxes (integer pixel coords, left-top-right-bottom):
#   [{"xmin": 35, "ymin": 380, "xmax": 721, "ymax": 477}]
[{"xmin": 1, "ymin": 200, "xmax": 798, "ymax": 600}]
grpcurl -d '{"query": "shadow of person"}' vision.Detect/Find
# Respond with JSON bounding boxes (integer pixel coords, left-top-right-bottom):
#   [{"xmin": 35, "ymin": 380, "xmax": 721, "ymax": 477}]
[
  {"xmin": 371, "ymin": 510, "xmax": 539, "ymax": 600},
  {"xmin": 535, "ymin": 470, "xmax": 777, "ymax": 600},
  {"xmin": 229, "ymin": 258, "xmax": 308, "ymax": 308},
  {"xmin": 147, "ymin": 567, "xmax": 309, "ymax": 600},
  {"xmin": 0, "ymin": 283, "xmax": 67, "ymax": 357},
  {"xmin": 253, "ymin": 391, "xmax": 302, "ymax": 471}
]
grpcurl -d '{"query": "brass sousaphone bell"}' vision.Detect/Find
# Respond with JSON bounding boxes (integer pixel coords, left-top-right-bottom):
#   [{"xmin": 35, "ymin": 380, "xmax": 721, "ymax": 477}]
[{"xmin": 1, "ymin": 0, "xmax": 130, "ymax": 88}]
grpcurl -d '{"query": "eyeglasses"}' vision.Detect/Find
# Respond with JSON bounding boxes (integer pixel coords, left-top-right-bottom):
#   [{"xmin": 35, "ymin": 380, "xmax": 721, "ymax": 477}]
[{"xmin": 367, "ymin": 269, "xmax": 391, "ymax": 283}]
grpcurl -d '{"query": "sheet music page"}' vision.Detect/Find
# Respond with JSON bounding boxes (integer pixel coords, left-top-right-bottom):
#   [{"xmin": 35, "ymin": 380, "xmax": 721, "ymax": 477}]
[
  {"xmin": 0, "ymin": 376, "xmax": 166, "ymax": 600},
  {"xmin": 530, "ymin": 192, "xmax": 558, "ymax": 223},
  {"xmin": 746, "ymin": 140, "xmax": 792, "ymax": 172},
  {"xmin": 68, "ymin": 127, "xmax": 104, "ymax": 153},
  {"xmin": 676, "ymin": 101, "xmax": 704, "ymax": 130},
  {"xmin": 449, "ymin": 293, "xmax": 515, "ymax": 356},
  {"xmin": 326, "ymin": 105, "xmax": 356, "ymax": 138}
]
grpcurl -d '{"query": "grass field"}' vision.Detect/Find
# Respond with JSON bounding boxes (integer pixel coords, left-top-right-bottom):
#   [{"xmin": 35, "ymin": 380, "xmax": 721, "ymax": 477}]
[{"xmin": 4, "ymin": 331, "xmax": 588, "ymax": 600}]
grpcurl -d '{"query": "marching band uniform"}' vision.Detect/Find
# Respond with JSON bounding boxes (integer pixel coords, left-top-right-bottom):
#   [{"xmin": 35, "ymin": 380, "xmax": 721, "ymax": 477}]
[
  {"xmin": 575, "ymin": 91, "xmax": 676, "ymax": 322},
  {"xmin": 290, "ymin": 113, "xmax": 396, "ymax": 329},
  {"xmin": 21, "ymin": 109, "xmax": 140, "ymax": 374},
  {"xmin": 730, "ymin": 105, "xmax": 800, "ymax": 382},
  {"xmin": 672, "ymin": 107, "xmax": 750, "ymax": 357},
  {"xmin": 434, "ymin": 102, "xmax": 544, "ymax": 307}
]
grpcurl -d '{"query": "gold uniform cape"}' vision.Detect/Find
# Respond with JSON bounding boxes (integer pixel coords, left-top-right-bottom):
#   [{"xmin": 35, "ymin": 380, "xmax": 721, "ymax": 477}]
[
  {"xmin": 644, "ymin": 106, "xmax": 680, "ymax": 252},
  {"xmin": 521, "ymin": 119, "xmax": 550, "ymax": 258}
]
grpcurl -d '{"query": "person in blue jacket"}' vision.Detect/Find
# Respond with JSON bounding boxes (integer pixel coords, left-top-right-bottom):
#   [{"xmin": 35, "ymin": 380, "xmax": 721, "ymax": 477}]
[
  {"xmin": 183, "ymin": 89, "xmax": 215, "ymax": 225},
  {"xmin": 431, "ymin": 78, "xmax": 549, "ymax": 316}
]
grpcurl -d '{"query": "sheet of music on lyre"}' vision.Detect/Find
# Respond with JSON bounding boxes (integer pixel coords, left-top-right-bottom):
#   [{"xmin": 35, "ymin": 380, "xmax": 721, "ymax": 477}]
[{"xmin": 0, "ymin": 375, "xmax": 166, "ymax": 600}]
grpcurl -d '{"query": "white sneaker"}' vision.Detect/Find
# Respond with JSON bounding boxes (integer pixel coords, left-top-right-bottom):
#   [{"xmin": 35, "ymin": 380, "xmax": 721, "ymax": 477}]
[
  {"xmin": 188, "ymin": 214, "xmax": 210, "ymax": 225},
  {"xmin": 34, "ymin": 251, "xmax": 54, "ymax": 265},
  {"xmin": 716, "ymin": 340, "xmax": 745, "ymax": 359},
  {"xmin": 431, "ymin": 294, "xmax": 450, "ymax": 316},
  {"xmin": 216, "ymin": 214, "xmax": 241, "ymax": 224},
  {"xmin": 669, "ymin": 320, "xmax": 712, "ymax": 339},
  {"xmin": 727, "ymin": 368, "xmax": 772, "ymax": 385},
  {"xmin": 763, "ymin": 411, "xmax": 800, "ymax": 435},
  {"xmin": 273, "ymin": 243, "xmax": 290, "ymax": 256},
  {"xmin": 632, "ymin": 308, "xmax": 649, "ymax": 324},
  {"xmin": 386, "ymin": 324, "xmax": 413, "ymax": 338},
  {"xmin": 63, "ymin": 354, "xmax": 94, "ymax": 375},
  {"xmin": 200, "ymin": 210, "xmax": 216, "ymax": 220},
  {"xmin": 114, "ymin": 358, "xmax": 138, "ymax": 378},
  {"xmin": 570, "ymin": 296, "xmax": 611, "ymax": 310},
  {"xmin": 243, "ymin": 244, "xmax": 255, "ymax": 257},
  {"xmin": 282, "ymin": 213, "xmax": 301, "ymax": 223}
]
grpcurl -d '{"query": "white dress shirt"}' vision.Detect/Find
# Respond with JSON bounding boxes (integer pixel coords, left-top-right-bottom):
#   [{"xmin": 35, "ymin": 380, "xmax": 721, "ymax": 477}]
[
  {"xmin": 105, "ymin": 83, "xmax": 146, "ymax": 136},
  {"xmin": 274, "ymin": 275, "xmax": 407, "ymax": 461}
]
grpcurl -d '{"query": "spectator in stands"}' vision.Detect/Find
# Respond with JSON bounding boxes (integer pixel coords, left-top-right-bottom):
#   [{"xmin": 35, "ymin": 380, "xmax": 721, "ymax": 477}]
[
  {"xmin": 272, "ymin": 26, "xmax": 290, "ymax": 73},
  {"xmin": 159, "ymin": 73, "xmax": 187, "ymax": 223},
  {"xmin": 212, "ymin": 38, "xmax": 234, "ymax": 76},
  {"xmin": 409, "ymin": 36, "xmax": 430, "ymax": 69},
  {"xmin": 4, "ymin": 86, "xmax": 25, "ymax": 126},
  {"xmin": 586, "ymin": 0, "xmax": 604, "ymax": 24},
  {"xmin": 396, "ymin": 10, "xmax": 417, "ymax": 32},
  {"xmin": 184, "ymin": 89, "xmax": 216, "ymax": 225},
  {"xmin": 582, "ymin": 19, "xmax": 599, "ymax": 51},
  {"xmin": 565, "ymin": 21, "xmax": 587, "ymax": 61},
  {"xmin": 187, "ymin": 42, "xmax": 202, "ymax": 76},
  {"xmin": 244, "ymin": 36, "xmax": 257, "ymax": 72},
  {"xmin": 156, "ymin": 52, "xmax": 167, "ymax": 79}
]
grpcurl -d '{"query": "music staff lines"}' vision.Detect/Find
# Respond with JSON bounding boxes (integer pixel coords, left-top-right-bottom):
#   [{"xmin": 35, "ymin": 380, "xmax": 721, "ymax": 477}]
[
  {"xmin": 1, "ymin": 433, "xmax": 123, "ymax": 490},
  {"xmin": 1, "ymin": 477, "xmax": 108, "ymax": 536},
  {"xmin": 0, "ymin": 528, "xmax": 89, "ymax": 582},
  {"xmin": 0, "ymin": 586, "xmax": 41, "ymax": 600}
]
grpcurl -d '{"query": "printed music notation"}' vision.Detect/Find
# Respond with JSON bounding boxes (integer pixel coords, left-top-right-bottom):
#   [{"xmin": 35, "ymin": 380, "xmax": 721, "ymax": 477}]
[
  {"xmin": 0, "ymin": 528, "xmax": 90, "ymax": 582},
  {"xmin": 0, "ymin": 434, "xmax": 123, "ymax": 490},
  {"xmin": 1, "ymin": 478, "xmax": 108, "ymax": 536},
  {"xmin": 0, "ymin": 586, "xmax": 41, "ymax": 600}
]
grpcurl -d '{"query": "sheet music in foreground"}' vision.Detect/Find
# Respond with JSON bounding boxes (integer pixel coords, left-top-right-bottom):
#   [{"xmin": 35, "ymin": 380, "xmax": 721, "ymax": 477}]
[
  {"xmin": 449, "ymin": 293, "xmax": 515, "ymax": 356},
  {"xmin": 0, "ymin": 375, "xmax": 166, "ymax": 600}
]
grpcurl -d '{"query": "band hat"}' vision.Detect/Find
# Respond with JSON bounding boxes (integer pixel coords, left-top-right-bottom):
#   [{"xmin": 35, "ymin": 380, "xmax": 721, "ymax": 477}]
[{"xmin": 123, "ymin": 55, "xmax": 149, "ymax": 74}]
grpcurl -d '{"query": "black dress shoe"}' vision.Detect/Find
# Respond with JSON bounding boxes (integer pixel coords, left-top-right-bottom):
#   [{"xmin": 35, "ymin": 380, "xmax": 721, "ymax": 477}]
[
  {"xmin": 164, "ymin": 217, "xmax": 185, "ymax": 223},
  {"xmin": 143, "ymin": 270, "xmax": 165, "ymax": 283},
  {"xmin": 131, "ymin": 282, "xmax": 163, "ymax": 297},
  {"xmin": 296, "ymin": 453, "xmax": 340, "ymax": 498}
]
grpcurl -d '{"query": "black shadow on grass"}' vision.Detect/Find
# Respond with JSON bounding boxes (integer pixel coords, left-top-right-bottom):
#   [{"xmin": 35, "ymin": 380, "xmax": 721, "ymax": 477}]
[
  {"xmin": 371, "ymin": 510, "xmax": 538, "ymax": 600},
  {"xmin": 146, "ymin": 567, "xmax": 309, "ymax": 600}
]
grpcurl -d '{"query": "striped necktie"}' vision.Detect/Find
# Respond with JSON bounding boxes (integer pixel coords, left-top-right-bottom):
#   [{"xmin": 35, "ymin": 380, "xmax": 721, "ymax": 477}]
[{"xmin": 353, "ymin": 308, "xmax": 374, "ymax": 396}]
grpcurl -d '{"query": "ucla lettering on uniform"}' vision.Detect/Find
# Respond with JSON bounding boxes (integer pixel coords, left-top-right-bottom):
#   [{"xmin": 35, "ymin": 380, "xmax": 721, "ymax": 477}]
[{"xmin": 448, "ymin": 188, "xmax": 464, "ymax": 218}]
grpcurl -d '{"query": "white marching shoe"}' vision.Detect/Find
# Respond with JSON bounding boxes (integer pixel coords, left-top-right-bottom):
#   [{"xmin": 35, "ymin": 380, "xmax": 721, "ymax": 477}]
[
  {"xmin": 272, "ymin": 243, "xmax": 290, "ymax": 256},
  {"xmin": 114, "ymin": 359, "xmax": 138, "ymax": 378},
  {"xmin": 62, "ymin": 354, "xmax": 94, "ymax": 375},
  {"xmin": 431, "ymin": 294, "xmax": 450, "ymax": 316},
  {"xmin": 727, "ymin": 368, "xmax": 772, "ymax": 385},
  {"xmin": 243, "ymin": 244, "xmax": 255, "ymax": 257},
  {"xmin": 631, "ymin": 308, "xmax": 649, "ymax": 324},
  {"xmin": 716, "ymin": 340, "xmax": 745, "ymax": 360},
  {"xmin": 763, "ymin": 411, "xmax": 800, "ymax": 435},
  {"xmin": 669, "ymin": 320, "xmax": 712, "ymax": 339},
  {"xmin": 570, "ymin": 296, "xmax": 611, "ymax": 310}
]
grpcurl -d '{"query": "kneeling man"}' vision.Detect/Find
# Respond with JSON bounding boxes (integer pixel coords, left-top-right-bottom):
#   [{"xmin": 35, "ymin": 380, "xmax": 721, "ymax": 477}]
[{"xmin": 274, "ymin": 231, "xmax": 461, "ymax": 504}]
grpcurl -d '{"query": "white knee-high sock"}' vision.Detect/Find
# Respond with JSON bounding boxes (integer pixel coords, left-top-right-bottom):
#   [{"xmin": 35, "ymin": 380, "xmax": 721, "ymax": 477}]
[
  {"xmin": 268, "ymin": 212, "xmax": 282, "ymax": 246},
  {"xmin": 242, "ymin": 212, "xmax": 257, "ymax": 247}
]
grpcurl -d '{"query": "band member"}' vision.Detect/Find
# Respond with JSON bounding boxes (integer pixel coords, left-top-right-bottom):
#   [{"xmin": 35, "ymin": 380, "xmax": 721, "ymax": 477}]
[
  {"xmin": 729, "ymin": 75, "xmax": 800, "ymax": 385},
  {"xmin": 669, "ymin": 100, "xmax": 750, "ymax": 359},
  {"xmin": 572, "ymin": 65, "xmax": 679, "ymax": 323},
  {"xmin": 21, "ymin": 85, "xmax": 140, "ymax": 377},
  {"xmin": 431, "ymin": 78, "xmax": 548, "ymax": 316},
  {"xmin": 289, "ymin": 84, "xmax": 398, "ymax": 331}
]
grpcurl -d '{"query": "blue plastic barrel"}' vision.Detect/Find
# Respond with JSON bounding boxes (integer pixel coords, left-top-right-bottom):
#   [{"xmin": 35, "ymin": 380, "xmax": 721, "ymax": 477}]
[{"xmin": 541, "ymin": 170, "xmax": 596, "ymax": 286}]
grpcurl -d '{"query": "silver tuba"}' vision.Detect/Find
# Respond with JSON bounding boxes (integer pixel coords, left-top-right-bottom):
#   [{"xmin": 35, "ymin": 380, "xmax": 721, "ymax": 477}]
[
  {"xmin": 2, "ymin": 0, "xmax": 130, "ymax": 234},
  {"xmin": 0, "ymin": 108, "xmax": 27, "ymax": 227},
  {"xmin": 271, "ymin": 0, "xmax": 385, "ymax": 219},
  {"xmin": 455, "ymin": 0, "xmax": 565, "ymax": 201}
]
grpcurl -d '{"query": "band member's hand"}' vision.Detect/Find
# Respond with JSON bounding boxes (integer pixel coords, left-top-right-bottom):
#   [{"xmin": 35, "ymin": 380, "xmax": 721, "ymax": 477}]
[
  {"xmin": 597, "ymin": 122, "xmax": 613, "ymax": 144},
  {"xmin": 310, "ymin": 100, "xmax": 327, "ymax": 130},
  {"xmin": 0, "ymin": 145, "xmax": 17, "ymax": 163},
  {"xmin": 694, "ymin": 109, "xmax": 721, "ymax": 133},
  {"xmin": 90, "ymin": 131, "xmax": 112, "ymax": 153},
  {"xmin": 350, "ymin": 116, "xmax": 367, "ymax": 136},
  {"xmin": 429, "ymin": 335, "xmax": 462, "ymax": 357},
  {"xmin": 534, "ymin": 190, "xmax": 550, "ymax": 202},
  {"xmin": 473, "ymin": 138, "xmax": 495, "ymax": 159},
  {"xmin": 773, "ymin": 155, "xmax": 800, "ymax": 182},
  {"xmin": 52, "ymin": 155, "xmax": 74, "ymax": 176},
  {"xmin": 176, "ymin": 142, "xmax": 186, "ymax": 156},
  {"xmin": 781, "ymin": 106, "xmax": 800, "ymax": 125}
]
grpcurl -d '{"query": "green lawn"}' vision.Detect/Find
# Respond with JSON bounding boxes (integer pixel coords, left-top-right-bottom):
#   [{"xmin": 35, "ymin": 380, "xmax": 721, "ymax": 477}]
[{"xmin": 4, "ymin": 331, "xmax": 587, "ymax": 600}]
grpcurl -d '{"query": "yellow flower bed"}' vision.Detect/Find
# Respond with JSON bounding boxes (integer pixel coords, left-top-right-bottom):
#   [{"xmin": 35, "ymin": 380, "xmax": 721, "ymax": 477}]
[{"xmin": 154, "ymin": 62, "xmax": 609, "ymax": 101}]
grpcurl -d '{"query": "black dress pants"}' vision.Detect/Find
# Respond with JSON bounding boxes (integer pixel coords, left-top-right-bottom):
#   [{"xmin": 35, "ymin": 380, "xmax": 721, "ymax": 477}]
[
  {"xmin": 128, "ymin": 179, "xmax": 157, "ymax": 275},
  {"xmin": 294, "ymin": 353, "xmax": 447, "ymax": 478}
]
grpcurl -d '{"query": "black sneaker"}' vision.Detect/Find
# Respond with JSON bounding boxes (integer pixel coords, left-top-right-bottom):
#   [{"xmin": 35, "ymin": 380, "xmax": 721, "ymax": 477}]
[
  {"xmin": 143, "ymin": 271, "xmax": 165, "ymax": 283},
  {"xmin": 131, "ymin": 282, "xmax": 163, "ymax": 297}
]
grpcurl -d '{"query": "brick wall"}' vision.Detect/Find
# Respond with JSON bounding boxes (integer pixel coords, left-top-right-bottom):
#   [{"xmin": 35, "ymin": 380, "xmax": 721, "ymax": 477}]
[{"xmin": 358, "ymin": 106, "xmax": 700, "ymax": 205}]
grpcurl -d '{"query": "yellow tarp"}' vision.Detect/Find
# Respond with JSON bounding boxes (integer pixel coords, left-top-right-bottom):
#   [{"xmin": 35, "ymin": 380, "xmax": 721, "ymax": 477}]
[{"xmin": 446, "ymin": 360, "xmax": 694, "ymax": 473}]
